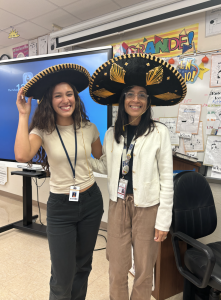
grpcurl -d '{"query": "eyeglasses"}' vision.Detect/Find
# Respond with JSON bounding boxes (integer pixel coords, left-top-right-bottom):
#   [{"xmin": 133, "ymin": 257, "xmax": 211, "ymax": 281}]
[{"xmin": 125, "ymin": 92, "xmax": 148, "ymax": 101}]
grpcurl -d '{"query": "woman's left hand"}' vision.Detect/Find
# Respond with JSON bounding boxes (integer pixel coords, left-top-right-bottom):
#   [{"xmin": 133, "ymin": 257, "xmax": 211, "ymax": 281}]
[{"xmin": 154, "ymin": 229, "xmax": 168, "ymax": 242}]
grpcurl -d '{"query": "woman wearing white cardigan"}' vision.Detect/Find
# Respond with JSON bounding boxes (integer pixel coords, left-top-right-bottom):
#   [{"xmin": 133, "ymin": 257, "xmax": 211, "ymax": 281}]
[{"xmin": 89, "ymin": 53, "xmax": 187, "ymax": 300}]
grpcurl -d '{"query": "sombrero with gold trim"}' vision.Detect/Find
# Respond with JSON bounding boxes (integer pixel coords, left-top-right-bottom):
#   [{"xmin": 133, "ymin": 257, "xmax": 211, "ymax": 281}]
[
  {"xmin": 89, "ymin": 53, "xmax": 187, "ymax": 106},
  {"xmin": 23, "ymin": 63, "xmax": 91, "ymax": 101}
]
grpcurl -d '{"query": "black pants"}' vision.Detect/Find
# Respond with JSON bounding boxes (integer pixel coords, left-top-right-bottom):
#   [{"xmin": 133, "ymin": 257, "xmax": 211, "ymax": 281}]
[{"xmin": 47, "ymin": 182, "xmax": 103, "ymax": 300}]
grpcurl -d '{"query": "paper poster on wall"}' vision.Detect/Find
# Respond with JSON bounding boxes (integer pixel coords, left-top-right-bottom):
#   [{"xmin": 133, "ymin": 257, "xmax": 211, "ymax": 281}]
[
  {"xmin": 172, "ymin": 138, "xmax": 185, "ymax": 154},
  {"xmin": 112, "ymin": 24, "xmax": 198, "ymax": 58},
  {"xmin": 206, "ymin": 89, "xmax": 221, "ymax": 135},
  {"xmin": 177, "ymin": 58, "xmax": 199, "ymax": 84},
  {"xmin": 159, "ymin": 117, "xmax": 179, "ymax": 145},
  {"xmin": 206, "ymin": 9, "xmax": 221, "ymax": 37},
  {"xmin": 183, "ymin": 122, "xmax": 204, "ymax": 152},
  {"xmin": 203, "ymin": 136, "xmax": 221, "ymax": 166},
  {"xmin": 48, "ymin": 35, "xmax": 58, "ymax": 54},
  {"xmin": 176, "ymin": 104, "xmax": 201, "ymax": 134},
  {"xmin": 29, "ymin": 39, "xmax": 38, "ymax": 57},
  {"xmin": 186, "ymin": 152, "xmax": 198, "ymax": 158},
  {"xmin": 210, "ymin": 54, "xmax": 221, "ymax": 88},
  {"xmin": 211, "ymin": 164, "xmax": 221, "ymax": 178},
  {"xmin": 38, "ymin": 35, "xmax": 48, "ymax": 55},
  {"xmin": 12, "ymin": 44, "xmax": 29, "ymax": 58}
]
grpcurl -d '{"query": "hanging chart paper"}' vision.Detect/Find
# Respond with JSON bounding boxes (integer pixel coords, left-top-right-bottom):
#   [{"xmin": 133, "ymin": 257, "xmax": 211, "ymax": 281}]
[
  {"xmin": 184, "ymin": 122, "xmax": 204, "ymax": 152},
  {"xmin": 160, "ymin": 117, "xmax": 179, "ymax": 145},
  {"xmin": 206, "ymin": 89, "xmax": 221, "ymax": 135},
  {"xmin": 206, "ymin": 9, "xmax": 221, "ymax": 37},
  {"xmin": 176, "ymin": 104, "xmax": 201, "ymax": 134},
  {"xmin": 203, "ymin": 136, "xmax": 221, "ymax": 166},
  {"xmin": 210, "ymin": 54, "xmax": 221, "ymax": 88},
  {"xmin": 172, "ymin": 137, "xmax": 185, "ymax": 154},
  {"xmin": 48, "ymin": 35, "xmax": 58, "ymax": 54},
  {"xmin": 28, "ymin": 39, "xmax": 38, "ymax": 56},
  {"xmin": 38, "ymin": 35, "xmax": 48, "ymax": 55}
]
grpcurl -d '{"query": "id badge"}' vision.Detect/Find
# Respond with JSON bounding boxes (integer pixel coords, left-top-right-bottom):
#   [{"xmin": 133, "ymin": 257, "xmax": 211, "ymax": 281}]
[
  {"xmin": 117, "ymin": 178, "xmax": 128, "ymax": 199},
  {"xmin": 69, "ymin": 186, "xmax": 80, "ymax": 201}
]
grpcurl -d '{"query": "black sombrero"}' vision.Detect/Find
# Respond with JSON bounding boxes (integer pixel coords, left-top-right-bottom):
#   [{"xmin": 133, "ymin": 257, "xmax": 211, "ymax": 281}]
[
  {"xmin": 23, "ymin": 63, "xmax": 90, "ymax": 101},
  {"xmin": 89, "ymin": 53, "xmax": 187, "ymax": 106}
]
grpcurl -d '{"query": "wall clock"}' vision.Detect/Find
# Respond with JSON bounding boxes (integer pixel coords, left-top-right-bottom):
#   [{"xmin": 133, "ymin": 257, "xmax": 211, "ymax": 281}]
[{"xmin": 0, "ymin": 54, "xmax": 10, "ymax": 60}]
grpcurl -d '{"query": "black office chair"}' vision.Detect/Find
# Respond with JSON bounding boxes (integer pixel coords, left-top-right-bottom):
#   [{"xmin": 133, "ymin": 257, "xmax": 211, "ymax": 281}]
[{"xmin": 171, "ymin": 171, "xmax": 221, "ymax": 300}]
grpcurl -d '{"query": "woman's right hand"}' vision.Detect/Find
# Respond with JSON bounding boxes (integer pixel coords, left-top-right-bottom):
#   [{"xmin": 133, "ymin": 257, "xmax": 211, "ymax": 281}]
[{"xmin": 16, "ymin": 87, "xmax": 33, "ymax": 116}]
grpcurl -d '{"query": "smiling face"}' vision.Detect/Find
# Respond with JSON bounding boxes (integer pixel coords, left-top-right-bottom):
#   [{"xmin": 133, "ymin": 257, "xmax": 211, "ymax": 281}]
[
  {"xmin": 124, "ymin": 86, "xmax": 148, "ymax": 125},
  {"xmin": 52, "ymin": 82, "xmax": 75, "ymax": 125}
]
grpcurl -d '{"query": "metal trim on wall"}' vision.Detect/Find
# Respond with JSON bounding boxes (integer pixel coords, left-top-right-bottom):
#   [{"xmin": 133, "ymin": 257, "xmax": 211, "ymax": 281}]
[{"xmin": 56, "ymin": 0, "xmax": 220, "ymax": 48}]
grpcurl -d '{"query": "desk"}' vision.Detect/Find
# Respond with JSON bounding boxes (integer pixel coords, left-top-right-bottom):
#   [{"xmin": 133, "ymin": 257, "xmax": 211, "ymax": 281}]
[
  {"xmin": 0, "ymin": 169, "xmax": 47, "ymax": 236},
  {"xmin": 152, "ymin": 157, "xmax": 201, "ymax": 300}
]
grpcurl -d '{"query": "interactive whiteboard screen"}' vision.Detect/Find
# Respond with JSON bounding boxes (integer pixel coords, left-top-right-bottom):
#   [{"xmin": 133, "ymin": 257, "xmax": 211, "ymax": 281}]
[{"xmin": 0, "ymin": 47, "xmax": 112, "ymax": 162}]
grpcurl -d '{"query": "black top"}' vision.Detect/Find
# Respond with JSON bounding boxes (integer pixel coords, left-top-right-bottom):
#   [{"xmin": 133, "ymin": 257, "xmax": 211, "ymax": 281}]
[{"xmin": 119, "ymin": 125, "xmax": 138, "ymax": 194}]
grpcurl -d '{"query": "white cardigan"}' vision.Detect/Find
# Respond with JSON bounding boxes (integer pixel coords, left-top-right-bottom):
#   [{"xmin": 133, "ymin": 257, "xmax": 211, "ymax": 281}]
[{"xmin": 90, "ymin": 122, "xmax": 174, "ymax": 232}]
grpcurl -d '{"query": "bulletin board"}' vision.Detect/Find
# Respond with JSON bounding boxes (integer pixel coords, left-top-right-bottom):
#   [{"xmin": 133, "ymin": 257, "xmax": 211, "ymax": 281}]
[{"xmin": 152, "ymin": 53, "xmax": 219, "ymax": 162}]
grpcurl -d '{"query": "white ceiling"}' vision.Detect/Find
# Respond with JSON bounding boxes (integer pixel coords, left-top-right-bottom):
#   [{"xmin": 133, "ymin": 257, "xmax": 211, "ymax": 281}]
[{"xmin": 0, "ymin": 0, "xmax": 169, "ymax": 49}]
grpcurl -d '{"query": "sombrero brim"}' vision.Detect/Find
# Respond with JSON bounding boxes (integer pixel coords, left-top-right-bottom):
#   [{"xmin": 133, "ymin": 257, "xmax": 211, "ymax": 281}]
[
  {"xmin": 23, "ymin": 63, "xmax": 90, "ymax": 100},
  {"xmin": 89, "ymin": 53, "xmax": 187, "ymax": 106}
]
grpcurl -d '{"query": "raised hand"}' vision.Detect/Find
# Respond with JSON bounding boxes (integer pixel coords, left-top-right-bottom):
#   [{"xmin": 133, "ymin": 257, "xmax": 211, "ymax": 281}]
[{"xmin": 16, "ymin": 87, "xmax": 33, "ymax": 116}]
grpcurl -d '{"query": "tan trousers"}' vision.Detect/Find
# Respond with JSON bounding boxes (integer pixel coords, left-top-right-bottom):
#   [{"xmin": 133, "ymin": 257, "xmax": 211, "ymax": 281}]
[{"xmin": 106, "ymin": 195, "xmax": 159, "ymax": 300}]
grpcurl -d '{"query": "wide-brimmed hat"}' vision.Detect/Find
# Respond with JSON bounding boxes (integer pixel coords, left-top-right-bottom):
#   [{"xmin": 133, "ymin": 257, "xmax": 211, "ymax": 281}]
[
  {"xmin": 23, "ymin": 63, "xmax": 90, "ymax": 101},
  {"xmin": 89, "ymin": 53, "xmax": 187, "ymax": 106}
]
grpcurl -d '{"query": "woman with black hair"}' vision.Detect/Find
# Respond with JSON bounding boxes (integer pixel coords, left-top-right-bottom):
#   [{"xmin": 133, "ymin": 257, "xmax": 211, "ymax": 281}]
[
  {"xmin": 14, "ymin": 64, "xmax": 103, "ymax": 300},
  {"xmin": 89, "ymin": 54, "xmax": 187, "ymax": 300}
]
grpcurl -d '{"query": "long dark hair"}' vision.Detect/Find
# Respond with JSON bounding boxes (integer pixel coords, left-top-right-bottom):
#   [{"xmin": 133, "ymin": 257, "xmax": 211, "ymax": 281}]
[
  {"xmin": 114, "ymin": 86, "xmax": 155, "ymax": 143},
  {"xmin": 28, "ymin": 82, "xmax": 90, "ymax": 171}
]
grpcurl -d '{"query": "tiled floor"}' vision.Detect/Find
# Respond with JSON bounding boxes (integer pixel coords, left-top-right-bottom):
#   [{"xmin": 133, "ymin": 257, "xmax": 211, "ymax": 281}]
[{"xmin": 0, "ymin": 194, "xmax": 183, "ymax": 300}]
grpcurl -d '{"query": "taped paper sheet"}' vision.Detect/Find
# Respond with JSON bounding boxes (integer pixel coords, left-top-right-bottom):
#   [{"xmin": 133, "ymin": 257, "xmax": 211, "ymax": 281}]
[
  {"xmin": 203, "ymin": 136, "xmax": 221, "ymax": 166},
  {"xmin": 206, "ymin": 89, "xmax": 221, "ymax": 135},
  {"xmin": 183, "ymin": 122, "xmax": 204, "ymax": 152},
  {"xmin": 176, "ymin": 104, "xmax": 201, "ymax": 134},
  {"xmin": 160, "ymin": 117, "xmax": 179, "ymax": 145}
]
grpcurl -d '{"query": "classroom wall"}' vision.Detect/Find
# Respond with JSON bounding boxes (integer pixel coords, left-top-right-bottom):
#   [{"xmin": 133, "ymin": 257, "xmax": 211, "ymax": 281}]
[
  {"xmin": 1, "ymin": 11, "xmax": 221, "ymax": 58},
  {"xmin": 1, "ymin": 10, "xmax": 221, "ymax": 227}
]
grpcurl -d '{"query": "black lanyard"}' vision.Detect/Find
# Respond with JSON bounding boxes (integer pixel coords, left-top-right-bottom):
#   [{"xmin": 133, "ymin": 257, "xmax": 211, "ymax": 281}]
[{"xmin": 56, "ymin": 124, "xmax": 77, "ymax": 179}]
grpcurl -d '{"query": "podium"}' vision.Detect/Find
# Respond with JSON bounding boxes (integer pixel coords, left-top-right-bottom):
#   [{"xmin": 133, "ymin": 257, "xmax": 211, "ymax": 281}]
[{"xmin": 152, "ymin": 156, "xmax": 201, "ymax": 300}]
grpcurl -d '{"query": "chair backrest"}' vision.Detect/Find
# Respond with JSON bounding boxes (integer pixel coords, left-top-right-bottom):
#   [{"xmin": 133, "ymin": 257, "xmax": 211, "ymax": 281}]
[{"xmin": 171, "ymin": 171, "xmax": 217, "ymax": 239}]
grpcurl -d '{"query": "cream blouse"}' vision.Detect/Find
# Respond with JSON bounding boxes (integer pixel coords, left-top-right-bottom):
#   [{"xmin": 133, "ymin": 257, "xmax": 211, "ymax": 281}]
[{"xmin": 30, "ymin": 122, "xmax": 99, "ymax": 194}]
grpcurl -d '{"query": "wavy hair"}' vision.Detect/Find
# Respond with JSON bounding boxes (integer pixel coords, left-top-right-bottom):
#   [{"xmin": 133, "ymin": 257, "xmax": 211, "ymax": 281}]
[
  {"xmin": 114, "ymin": 86, "xmax": 155, "ymax": 143},
  {"xmin": 28, "ymin": 82, "xmax": 90, "ymax": 171}
]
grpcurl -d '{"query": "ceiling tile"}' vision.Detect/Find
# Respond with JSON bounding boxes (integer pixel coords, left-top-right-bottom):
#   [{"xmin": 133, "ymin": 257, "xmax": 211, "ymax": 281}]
[
  {"xmin": 4, "ymin": 22, "xmax": 50, "ymax": 40},
  {"xmin": 0, "ymin": 0, "xmax": 57, "ymax": 20},
  {"xmin": 0, "ymin": 9, "xmax": 25, "ymax": 30},
  {"xmin": 32, "ymin": 8, "xmax": 81, "ymax": 30},
  {"xmin": 48, "ymin": 0, "xmax": 79, "ymax": 6},
  {"xmin": 0, "ymin": 31, "xmax": 26, "ymax": 48},
  {"xmin": 63, "ymin": 0, "xmax": 120, "ymax": 21},
  {"xmin": 113, "ymin": 0, "xmax": 151, "ymax": 8}
]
